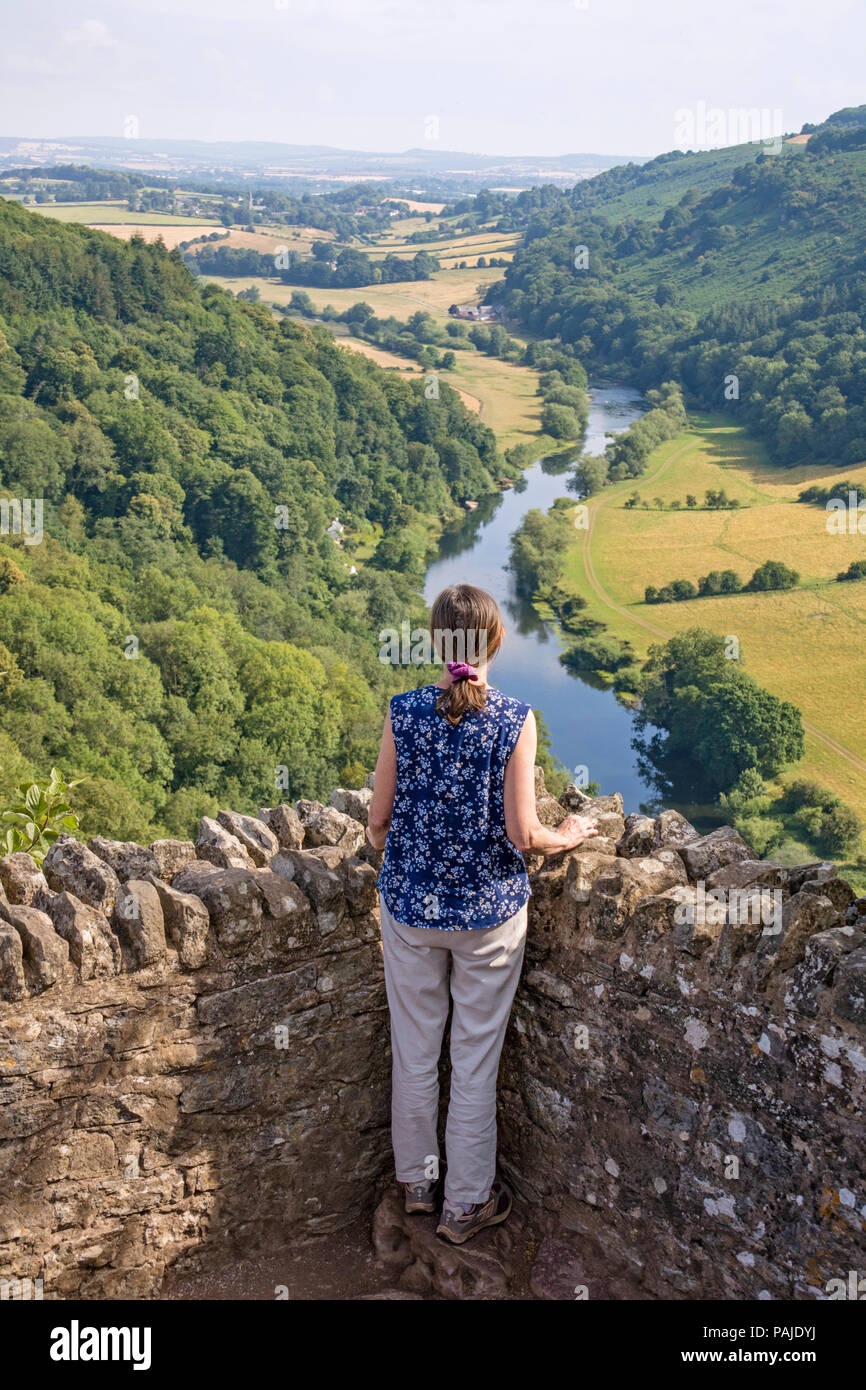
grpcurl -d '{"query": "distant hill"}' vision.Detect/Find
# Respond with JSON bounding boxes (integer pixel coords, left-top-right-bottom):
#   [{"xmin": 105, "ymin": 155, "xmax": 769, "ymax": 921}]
[{"xmin": 0, "ymin": 135, "xmax": 647, "ymax": 194}]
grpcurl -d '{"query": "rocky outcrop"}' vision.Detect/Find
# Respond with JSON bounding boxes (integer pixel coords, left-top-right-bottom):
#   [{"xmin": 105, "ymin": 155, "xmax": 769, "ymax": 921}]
[{"xmin": 1, "ymin": 779, "xmax": 864, "ymax": 1300}]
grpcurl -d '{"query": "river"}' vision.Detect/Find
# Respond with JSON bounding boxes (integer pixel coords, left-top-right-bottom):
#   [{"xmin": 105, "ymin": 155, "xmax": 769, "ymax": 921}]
[{"xmin": 423, "ymin": 381, "xmax": 656, "ymax": 813}]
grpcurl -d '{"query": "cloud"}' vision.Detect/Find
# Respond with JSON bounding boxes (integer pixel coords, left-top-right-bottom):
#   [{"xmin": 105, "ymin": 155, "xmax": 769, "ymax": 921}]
[
  {"xmin": 3, "ymin": 52, "xmax": 58, "ymax": 76},
  {"xmin": 59, "ymin": 19, "xmax": 119, "ymax": 51}
]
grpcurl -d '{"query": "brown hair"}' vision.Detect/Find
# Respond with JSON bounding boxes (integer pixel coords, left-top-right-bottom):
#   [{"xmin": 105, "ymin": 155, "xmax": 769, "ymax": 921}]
[{"xmin": 430, "ymin": 584, "xmax": 504, "ymax": 726}]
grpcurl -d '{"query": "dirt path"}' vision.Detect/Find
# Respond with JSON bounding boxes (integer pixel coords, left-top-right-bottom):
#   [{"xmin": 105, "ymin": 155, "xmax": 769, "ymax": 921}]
[{"xmin": 580, "ymin": 434, "xmax": 866, "ymax": 775}]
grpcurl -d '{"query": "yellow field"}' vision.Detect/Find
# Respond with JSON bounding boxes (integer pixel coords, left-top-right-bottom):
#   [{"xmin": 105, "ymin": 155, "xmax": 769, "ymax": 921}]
[
  {"xmin": 442, "ymin": 352, "xmax": 541, "ymax": 448},
  {"xmin": 561, "ymin": 415, "xmax": 866, "ymax": 817},
  {"xmin": 367, "ymin": 230, "xmax": 517, "ymax": 262},
  {"xmin": 192, "ymin": 226, "xmax": 334, "ymax": 252},
  {"xmin": 384, "ymin": 198, "xmax": 446, "ymax": 213},
  {"xmin": 202, "ymin": 267, "xmax": 506, "ymax": 322}
]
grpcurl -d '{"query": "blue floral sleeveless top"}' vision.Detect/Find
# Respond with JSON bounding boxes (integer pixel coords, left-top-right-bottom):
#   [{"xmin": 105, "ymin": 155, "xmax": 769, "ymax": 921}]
[{"xmin": 378, "ymin": 684, "xmax": 532, "ymax": 930}]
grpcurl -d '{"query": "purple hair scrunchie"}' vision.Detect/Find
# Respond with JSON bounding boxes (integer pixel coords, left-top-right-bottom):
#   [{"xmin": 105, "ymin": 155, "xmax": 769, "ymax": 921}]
[{"xmin": 447, "ymin": 660, "xmax": 479, "ymax": 682}]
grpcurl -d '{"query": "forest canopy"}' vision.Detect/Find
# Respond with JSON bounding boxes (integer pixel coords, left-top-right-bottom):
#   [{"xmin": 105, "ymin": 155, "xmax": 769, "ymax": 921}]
[{"xmin": 0, "ymin": 198, "xmax": 503, "ymax": 839}]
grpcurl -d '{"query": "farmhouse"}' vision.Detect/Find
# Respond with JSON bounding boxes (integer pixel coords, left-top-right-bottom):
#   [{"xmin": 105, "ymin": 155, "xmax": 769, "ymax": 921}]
[{"xmin": 448, "ymin": 302, "xmax": 501, "ymax": 322}]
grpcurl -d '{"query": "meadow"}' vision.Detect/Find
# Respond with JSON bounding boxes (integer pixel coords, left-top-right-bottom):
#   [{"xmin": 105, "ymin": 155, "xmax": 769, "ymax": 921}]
[
  {"xmin": 33, "ymin": 200, "xmax": 217, "ymax": 226},
  {"xmin": 560, "ymin": 414, "xmax": 866, "ymax": 818}
]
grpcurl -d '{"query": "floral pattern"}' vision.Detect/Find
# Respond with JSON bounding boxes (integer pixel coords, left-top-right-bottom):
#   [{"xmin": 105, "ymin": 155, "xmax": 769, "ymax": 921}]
[{"xmin": 378, "ymin": 684, "xmax": 532, "ymax": 930}]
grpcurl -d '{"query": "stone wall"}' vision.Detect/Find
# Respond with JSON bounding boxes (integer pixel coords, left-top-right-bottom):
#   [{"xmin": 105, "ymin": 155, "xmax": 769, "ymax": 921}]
[
  {"xmin": 499, "ymin": 788, "xmax": 866, "ymax": 1299},
  {"xmin": 1, "ymin": 779, "xmax": 864, "ymax": 1299},
  {"xmin": 0, "ymin": 795, "xmax": 390, "ymax": 1298}
]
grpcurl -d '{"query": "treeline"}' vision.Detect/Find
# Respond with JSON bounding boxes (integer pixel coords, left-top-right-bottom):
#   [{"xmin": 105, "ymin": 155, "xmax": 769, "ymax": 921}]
[
  {"xmin": 0, "ymin": 199, "xmax": 503, "ymax": 840},
  {"xmin": 1, "ymin": 164, "xmax": 148, "ymax": 203},
  {"xmin": 626, "ymin": 487, "xmax": 742, "ymax": 510},
  {"xmin": 285, "ymin": 296, "xmax": 589, "ymax": 447},
  {"xmin": 191, "ymin": 242, "xmax": 441, "ymax": 288},
  {"xmin": 645, "ymin": 559, "xmax": 799, "ymax": 604},
  {"xmin": 721, "ymin": 772, "xmax": 862, "ymax": 860},
  {"xmin": 799, "ymin": 479, "xmax": 863, "ymax": 506},
  {"xmin": 2, "ymin": 165, "xmax": 405, "ymax": 238}
]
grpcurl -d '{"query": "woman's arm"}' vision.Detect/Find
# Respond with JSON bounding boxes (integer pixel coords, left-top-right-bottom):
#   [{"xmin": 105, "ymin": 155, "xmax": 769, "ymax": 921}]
[
  {"xmin": 366, "ymin": 708, "xmax": 397, "ymax": 851},
  {"xmin": 504, "ymin": 711, "xmax": 598, "ymax": 856}
]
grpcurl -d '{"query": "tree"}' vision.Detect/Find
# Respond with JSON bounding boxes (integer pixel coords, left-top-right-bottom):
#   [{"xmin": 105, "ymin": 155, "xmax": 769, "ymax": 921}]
[
  {"xmin": 747, "ymin": 560, "xmax": 799, "ymax": 591},
  {"xmin": 542, "ymin": 402, "xmax": 581, "ymax": 440},
  {"xmin": 634, "ymin": 628, "xmax": 804, "ymax": 798}
]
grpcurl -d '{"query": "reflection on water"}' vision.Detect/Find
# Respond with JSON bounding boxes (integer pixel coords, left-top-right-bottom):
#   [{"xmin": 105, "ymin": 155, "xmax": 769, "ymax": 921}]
[{"xmin": 424, "ymin": 381, "xmax": 659, "ymax": 814}]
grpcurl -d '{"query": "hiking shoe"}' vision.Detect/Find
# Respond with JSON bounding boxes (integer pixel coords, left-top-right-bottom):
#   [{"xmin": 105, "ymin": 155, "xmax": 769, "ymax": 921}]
[
  {"xmin": 436, "ymin": 1180, "xmax": 512, "ymax": 1244},
  {"xmin": 404, "ymin": 1179, "xmax": 439, "ymax": 1214}
]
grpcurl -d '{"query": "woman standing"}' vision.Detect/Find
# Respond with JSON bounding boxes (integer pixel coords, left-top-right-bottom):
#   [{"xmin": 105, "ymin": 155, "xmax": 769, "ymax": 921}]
[{"xmin": 366, "ymin": 584, "xmax": 597, "ymax": 1245}]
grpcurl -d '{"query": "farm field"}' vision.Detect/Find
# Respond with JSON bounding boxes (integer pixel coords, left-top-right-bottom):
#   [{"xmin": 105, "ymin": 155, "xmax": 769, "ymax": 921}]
[
  {"xmin": 186, "ymin": 225, "xmax": 336, "ymax": 254},
  {"xmin": 33, "ymin": 201, "xmax": 217, "ymax": 227},
  {"xmin": 322, "ymin": 328, "xmax": 483, "ymax": 415},
  {"xmin": 366, "ymin": 229, "xmax": 518, "ymax": 262},
  {"xmin": 384, "ymin": 197, "xmax": 446, "ymax": 213},
  {"xmin": 201, "ymin": 266, "xmax": 506, "ymax": 322},
  {"xmin": 560, "ymin": 415, "xmax": 866, "ymax": 818}
]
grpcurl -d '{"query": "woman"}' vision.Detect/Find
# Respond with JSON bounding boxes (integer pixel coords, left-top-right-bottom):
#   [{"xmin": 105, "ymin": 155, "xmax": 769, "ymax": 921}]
[{"xmin": 366, "ymin": 583, "xmax": 597, "ymax": 1245}]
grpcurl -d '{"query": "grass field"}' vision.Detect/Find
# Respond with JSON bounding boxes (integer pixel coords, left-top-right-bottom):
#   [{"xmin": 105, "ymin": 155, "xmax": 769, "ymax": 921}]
[
  {"xmin": 33, "ymin": 201, "xmax": 217, "ymax": 227},
  {"xmin": 201, "ymin": 266, "xmax": 507, "ymax": 321},
  {"xmin": 559, "ymin": 414, "xmax": 866, "ymax": 820}
]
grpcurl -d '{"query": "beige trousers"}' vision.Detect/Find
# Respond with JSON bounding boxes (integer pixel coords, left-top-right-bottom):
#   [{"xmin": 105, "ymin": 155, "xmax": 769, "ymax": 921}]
[{"xmin": 378, "ymin": 893, "xmax": 528, "ymax": 1206}]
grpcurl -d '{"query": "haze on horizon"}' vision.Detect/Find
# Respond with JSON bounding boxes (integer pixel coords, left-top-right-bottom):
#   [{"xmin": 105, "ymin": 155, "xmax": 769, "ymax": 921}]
[{"xmin": 0, "ymin": 0, "xmax": 863, "ymax": 161}]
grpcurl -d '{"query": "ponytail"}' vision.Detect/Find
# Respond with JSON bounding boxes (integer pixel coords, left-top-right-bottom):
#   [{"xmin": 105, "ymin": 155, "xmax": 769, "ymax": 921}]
[{"xmin": 436, "ymin": 663, "xmax": 488, "ymax": 726}]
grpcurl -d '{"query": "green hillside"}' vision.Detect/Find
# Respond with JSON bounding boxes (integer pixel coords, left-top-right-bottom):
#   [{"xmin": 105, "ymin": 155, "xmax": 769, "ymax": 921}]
[
  {"xmin": 0, "ymin": 197, "xmax": 507, "ymax": 839},
  {"xmin": 487, "ymin": 120, "xmax": 866, "ymax": 470}
]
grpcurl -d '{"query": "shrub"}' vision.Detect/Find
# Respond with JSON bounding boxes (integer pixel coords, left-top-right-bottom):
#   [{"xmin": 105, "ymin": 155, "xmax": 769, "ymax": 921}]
[
  {"xmin": 1, "ymin": 768, "xmax": 83, "ymax": 866},
  {"xmin": 817, "ymin": 804, "xmax": 862, "ymax": 857},
  {"xmin": 734, "ymin": 815, "xmax": 785, "ymax": 856}
]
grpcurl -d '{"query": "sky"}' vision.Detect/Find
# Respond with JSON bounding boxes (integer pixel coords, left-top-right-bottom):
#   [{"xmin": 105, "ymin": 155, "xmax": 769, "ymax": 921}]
[{"xmin": 1, "ymin": 0, "xmax": 864, "ymax": 159}]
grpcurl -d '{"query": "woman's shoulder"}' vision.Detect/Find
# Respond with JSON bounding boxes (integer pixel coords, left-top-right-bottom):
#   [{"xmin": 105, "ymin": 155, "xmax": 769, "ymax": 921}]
[
  {"xmin": 390, "ymin": 684, "xmax": 437, "ymax": 714},
  {"xmin": 488, "ymin": 687, "xmax": 532, "ymax": 719}
]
